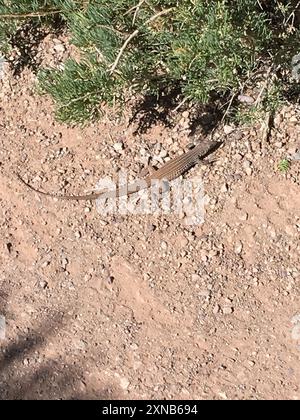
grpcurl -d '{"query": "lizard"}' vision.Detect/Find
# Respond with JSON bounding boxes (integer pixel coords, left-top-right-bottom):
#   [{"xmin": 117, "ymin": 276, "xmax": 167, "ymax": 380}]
[{"xmin": 17, "ymin": 138, "xmax": 222, "ymax": 201}]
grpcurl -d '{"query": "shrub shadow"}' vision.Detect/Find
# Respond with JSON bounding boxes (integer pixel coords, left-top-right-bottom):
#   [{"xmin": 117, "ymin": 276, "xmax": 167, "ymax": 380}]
[
  {"xmin": 8, "ymin": 16, "xmax": 65, "ymax": 76},
  {"xmin": 130, "ymin": 87, "xmax": 227, "ymax": 136},
  {"xmin": 0, "ymin": 307, "xmax": 116, "ymax": 399}
]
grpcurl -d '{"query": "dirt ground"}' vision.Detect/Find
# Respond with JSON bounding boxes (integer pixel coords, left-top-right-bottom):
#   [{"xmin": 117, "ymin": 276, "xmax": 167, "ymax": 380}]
[{"xmin": 0, "ymin": 35, "xmax": 300, "ymax": 400}]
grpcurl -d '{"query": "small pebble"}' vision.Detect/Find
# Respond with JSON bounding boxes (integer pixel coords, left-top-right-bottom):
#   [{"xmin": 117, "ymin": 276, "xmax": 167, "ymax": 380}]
[
  {"xmin": 39, "ymin": 280, "xmax": 48, "ymax": 289},
  {"xmin": 290, "ymin": 115, "xmax": 298, "ymax": 123},
  {"xmin": 223, "ymin": 125, "xmax": 235, "ymax": 135},
  {"xmin": 61, "ymin": 258, "xmax": 68, "ymax": 269},
  {"xmin": 239, "ymin": 212, "xmax": 248, "ymax": 221},
  {"xmin": 161, "ymin": 241, "xmax": 168, "ymax": 250},
  {"xmin": 222, "ymin": 306, "xmax": 234, "ymax": 315},
  {"xmin": 113, "ymin": 142, "xmax": 124, "ymax": 152},
  {"xmin": 220, "ymin": 183, "xmax": 228, "ymax": 193},
  {"xmin": 191, "ymin": 274, "xmax": 201, "ymax": 282},
  {"xmin": 238, "ymin": 95, "xmax": 255, "ymax": 104},
  {"xmin": 213, "ymin": 305, "xmax": 221, "ymax": 315},
  {"xmin": 53, "ymin": 43, "xmax": 65, "ymax": 53},
  {"xmin": 234, "ymin": 242, "xmax": 243, "ymax": 254}
]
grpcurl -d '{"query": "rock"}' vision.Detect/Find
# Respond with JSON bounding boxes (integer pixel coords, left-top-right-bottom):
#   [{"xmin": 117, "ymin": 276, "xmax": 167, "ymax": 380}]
[
  {"xmin": 224, "ymin": 125, "xmax": 235, "ymax": 135},
  {"xmin": 234, "ymin": 241, "xmax": 243, "ymax": 254},
  {"xmin": 213, "ymin": 304, "xmax": 221, "ymax": 314},
  {"xmin": 119, "ymin": 376, "xmax": 130, "ymax": 390},
  {"xmin": 0, "ymin": 56, "xmax": 6, "ymax": 80},
  {"xmin": 159, "ymin": 149, "xmax": 168, "ymax": 158},
  {"xmin": 161, "ymin": 241, "xmax": 168, "ymax": 250},
  {"xmin": 239, "ymin": 212, "xmax": 248, "ymax": 221},
  {"xmin": 178, "ymin": 236, "xmax": 189, "ymax": 248},
  {"xmin": 198, "ymin": 288, "xmax": 211, "ymax": 298},
  {"xmin": 285, "ymin": 225, "xmax": 296, "ymax": 236},
  {"xmin": 40, "ymin": 259, "xmax": 49, "ymax": 268},
  {"xmin": 243, "ymin": 160, "xmax": 252, "ymax": 175},
  {"xmin": 200, "ymin": 249, "xmax": 208, "ymax": 262},
  {"xmin": 218, "ymin": 392, "xmax": 228, "ymax": 400},
  {"xmin": 130, "ymin": 343, "xmax": 139, "ymax": 350},
  {"xmin": 274, "ymin": 141, "xmax": 283, "ymax": 148},
  {"xmin": 107, "ymin": 276, "xmax": 114, "ymax": 285},
  {"xmin": 191, "ymin": 274, "xmax": 201, "ymax": 282},
  {"xmin": 39, "ymin": 280, "xmax": 48, "ymax": 289},
  {"xmin": 53, "ymin": 43, "xmax": 65, "ymax": 53},
  {"xmin": 222, "ymin": 306, "xmax": 234, "ymax": 315},
  {"xmin": 245, "ymin": 167, "xmax": 252, "ymax": 176},
  {"xmin": 208, "ymin": 249, "xmax": 218, "ymax": 258},
  {"xmin": 233, "ymin": 153, "xmax": 243, "ymax": 161},
  {"xmin": 179, "ymin": 117, "xmax": 189, "ymax": 128},
  {"xmin": 238, "ymin": 95, "xmax": 255, "ymax": 104},
  {"xmin": 113, "ymin": 142, "xmax": 124, "ymax": 152},
  {"xmin": 274, "ymin": 113, "xmax": 283, "ymax": 126},
  {"xmin": 221, "ymin": 183, "xmax": 228, "ymax": 193},
  {"xmin": 76, "ymin": 339, "xmax": 87, "ymax": 350},
  {"xmin": 289, "ymin": 115, "xmax": 298, "ymax": 123},
  {"xmin": 61, "ymin": 258, "xmax": 68, "ymax": 269},
  {"xmin": 147, "ymin": 224, "xmax": 156, "ymax": 232}
]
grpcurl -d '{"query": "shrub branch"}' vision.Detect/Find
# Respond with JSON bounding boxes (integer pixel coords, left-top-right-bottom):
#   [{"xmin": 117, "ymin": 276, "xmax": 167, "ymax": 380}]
[
  {"xmin": 109, "ymin": 7, "xmax": 174, "ymax": 75},
  {"xmin": 0, "ymin": 9, "xmax": 61, "ymax": 19}
]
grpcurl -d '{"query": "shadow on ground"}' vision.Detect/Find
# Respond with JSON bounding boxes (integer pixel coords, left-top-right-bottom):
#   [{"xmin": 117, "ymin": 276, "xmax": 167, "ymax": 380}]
[
  {"xmin": 0, "ymin": 301, "xmax": 116, "ymax": 400},
  {"xmin": 8, "ymin": 16, "xmax": 65, "ymax": 76},
  {"xmin": 129, "ymin": 87, "xmax": 226, "ymax": 136}
]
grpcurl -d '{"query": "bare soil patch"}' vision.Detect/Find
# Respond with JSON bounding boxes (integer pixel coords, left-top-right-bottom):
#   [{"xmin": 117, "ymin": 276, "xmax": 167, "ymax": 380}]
[{"xmin": 0, "ymin": 35, "xmax": 300, "ymax": 400}]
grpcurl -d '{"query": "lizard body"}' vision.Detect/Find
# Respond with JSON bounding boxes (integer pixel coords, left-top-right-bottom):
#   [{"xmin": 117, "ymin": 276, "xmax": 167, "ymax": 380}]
[{"xmin": 17, "ymin": 139, "xmax": 221, "ymax": 201}]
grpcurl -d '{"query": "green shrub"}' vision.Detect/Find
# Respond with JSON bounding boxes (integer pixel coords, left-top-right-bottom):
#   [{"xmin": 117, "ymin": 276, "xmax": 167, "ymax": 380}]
[{"xmin": 0, "ymin": 0, "xmax": 299, "ymax": 124}]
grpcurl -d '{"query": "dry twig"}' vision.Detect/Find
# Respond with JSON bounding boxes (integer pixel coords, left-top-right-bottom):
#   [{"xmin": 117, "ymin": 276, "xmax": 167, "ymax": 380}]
[{"xmin": 109, "ymin": 8, "xmax": 174, "ymax": 75}]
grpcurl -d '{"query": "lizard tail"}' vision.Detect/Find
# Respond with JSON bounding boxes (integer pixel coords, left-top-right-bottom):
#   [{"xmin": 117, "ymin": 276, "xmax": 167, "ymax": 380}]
[{"xmin": 16, "ymin": 173, "xmax": 103, "ymax": 201}]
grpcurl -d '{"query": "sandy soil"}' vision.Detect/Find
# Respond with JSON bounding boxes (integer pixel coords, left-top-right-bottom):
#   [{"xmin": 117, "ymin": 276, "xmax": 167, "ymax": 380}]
[{"xmin": 0, "ymin": 35, "xmax": 300, "ymax": 400}]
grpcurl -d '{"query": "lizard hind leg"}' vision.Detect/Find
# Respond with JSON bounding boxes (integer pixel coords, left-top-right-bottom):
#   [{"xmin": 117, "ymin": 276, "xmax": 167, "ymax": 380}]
[{"xmin": 138, "ymin": 164, "xmax": 158, "ymax": 179}]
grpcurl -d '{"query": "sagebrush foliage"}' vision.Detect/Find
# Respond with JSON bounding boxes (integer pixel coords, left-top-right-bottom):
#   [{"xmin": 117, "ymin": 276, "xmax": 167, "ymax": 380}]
[{"xmin": 0, "ymin": 0, "xmax": 299, "ymax": 123}]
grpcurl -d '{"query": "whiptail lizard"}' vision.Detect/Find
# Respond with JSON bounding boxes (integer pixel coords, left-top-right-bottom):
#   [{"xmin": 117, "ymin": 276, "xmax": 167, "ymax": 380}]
[{"xmin": 17, "ymin": 139, "xmax": 221, "ymax": 201}]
